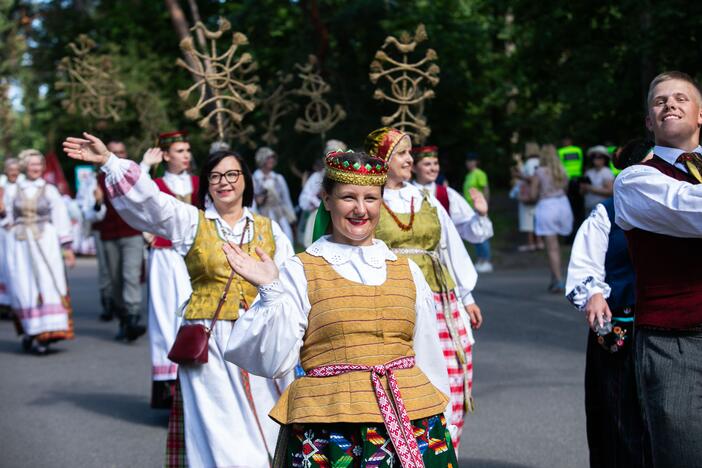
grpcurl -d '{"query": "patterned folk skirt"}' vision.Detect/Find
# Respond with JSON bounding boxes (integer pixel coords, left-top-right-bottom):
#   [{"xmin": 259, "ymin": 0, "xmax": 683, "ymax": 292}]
[
  {"xmin": 433, "ymin": 290, "xmax": 474, "ymax": 448},
  {"xmin": 281, "ymin": 414, "xmax": 458, "ymax": 467}
]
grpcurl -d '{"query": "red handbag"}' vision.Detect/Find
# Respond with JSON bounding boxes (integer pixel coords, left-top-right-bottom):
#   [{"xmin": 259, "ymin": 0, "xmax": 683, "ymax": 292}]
[{"xmin": 167, "ymin": 270, "xmax": 235, "ymax": 365}]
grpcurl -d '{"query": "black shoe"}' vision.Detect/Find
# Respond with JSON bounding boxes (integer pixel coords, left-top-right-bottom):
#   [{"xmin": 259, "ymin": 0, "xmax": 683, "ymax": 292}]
[
  {"xmin": 124, "ymin": 315, "xmax": 146, "ymax": 342},
  {"xmin": 32, "ymin": 341, "xmax": 50, "ymax": 355},
  {"xmin": 21, "ymin": 336, "xmax": 33, "ymax": 353},
  {"xmin": 114, "ymin": 321, "xmax": 127, "ymax": 341},
  {"xmin": 99, "ymin": 311, "xmax": 114, "ymax": 322},
  {"xmin": 150, "ymin": 380, "xmax": 175, "ymax": 409}
]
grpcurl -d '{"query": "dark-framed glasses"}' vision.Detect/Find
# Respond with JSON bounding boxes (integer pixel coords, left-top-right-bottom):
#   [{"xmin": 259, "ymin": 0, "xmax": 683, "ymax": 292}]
[{"xmin": 208, "ymin": 170, "xmax": 242, "ymax": 184}]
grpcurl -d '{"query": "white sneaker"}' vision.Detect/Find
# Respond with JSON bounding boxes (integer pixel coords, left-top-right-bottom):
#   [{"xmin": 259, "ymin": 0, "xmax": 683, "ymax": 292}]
[{"xmin": 475, "ymin": 261, "xmax": 494, "ymax": 273}]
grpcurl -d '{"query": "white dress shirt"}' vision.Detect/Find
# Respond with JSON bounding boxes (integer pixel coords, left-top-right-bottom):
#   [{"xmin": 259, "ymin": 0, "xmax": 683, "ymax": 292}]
[
  {"xmin": 412, "ymin": 180, "xmax": 494, "ymax": 243},
  {"xmin": 224, "ymin": 235, "xmax": 451, "ymax": 401},
  {"xmin": 298, "ymin": 170, "xmax": 324, "ymax": 211},
  {"xmin": 161, "ymin": 170, "xmax": 193, "ymax": 197},
  {"xmin": 615, "ymin": 145, "xmax": 702, "ymax": 237},
  {"xmin": 565, "ymin": 203, "xmax": 612, "ymax": 309}
]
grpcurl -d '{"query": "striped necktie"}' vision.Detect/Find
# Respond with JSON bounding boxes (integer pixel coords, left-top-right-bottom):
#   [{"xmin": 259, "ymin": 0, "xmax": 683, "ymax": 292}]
[{"xmin": 676, "ymin": 152, "xmax": 702, "ymax": 183}]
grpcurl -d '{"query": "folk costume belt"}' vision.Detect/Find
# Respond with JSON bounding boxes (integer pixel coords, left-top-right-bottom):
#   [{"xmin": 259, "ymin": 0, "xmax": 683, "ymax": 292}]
[{"xmin": 307, "ymin": 356, "xmax": 425, "ymax": 468}]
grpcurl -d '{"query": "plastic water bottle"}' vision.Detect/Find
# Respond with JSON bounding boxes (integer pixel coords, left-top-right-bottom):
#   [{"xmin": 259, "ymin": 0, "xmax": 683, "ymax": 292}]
[{"xmin": 594, "ymin": 318, "xmax": 613, "ymax": 336}]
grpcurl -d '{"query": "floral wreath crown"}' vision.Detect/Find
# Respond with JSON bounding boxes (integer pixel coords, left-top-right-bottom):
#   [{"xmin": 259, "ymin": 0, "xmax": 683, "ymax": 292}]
[{"xmin": 324, "ymin": 149, "xmax": 388, "ymax": 186}]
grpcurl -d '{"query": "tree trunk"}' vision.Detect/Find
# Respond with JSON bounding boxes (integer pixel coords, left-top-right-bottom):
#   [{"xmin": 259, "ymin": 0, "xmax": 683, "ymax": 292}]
[{"xmin": 164, "ymin": 0, "xmax": 199, "ymax": 78}]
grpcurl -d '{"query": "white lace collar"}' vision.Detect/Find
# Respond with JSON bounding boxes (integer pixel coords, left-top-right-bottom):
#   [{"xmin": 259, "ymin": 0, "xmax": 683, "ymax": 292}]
[
  {"xmin": 383, "ymin": 181, "xmax": 421, "ymax": 203},
  {"xmin": 306, "ymin": 236, "xmax": 397, "ymax": 268},
  {"xmin": 412, "ymin": 180, "xmax": 436, "ymax": 192},
  {"xmin": 163, "ymin": 170, "xmax": 190, "ymax": 182}
]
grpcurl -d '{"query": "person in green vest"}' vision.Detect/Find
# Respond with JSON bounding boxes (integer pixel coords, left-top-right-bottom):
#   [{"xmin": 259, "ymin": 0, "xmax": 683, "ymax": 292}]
[
  {"xmin": 559, "ymin": 138, "xmax": 586, "ymax": 237},
  {"xmin": 558, "ymin": 138, "xmax": 584, "ymax": 179},
  {"xmin": 463, "ymin": 152, "xmax": 493, "ymax": 273},
  {"xmin": 607, "ymin": 144, "xmax": 622, "ymax": 176}
]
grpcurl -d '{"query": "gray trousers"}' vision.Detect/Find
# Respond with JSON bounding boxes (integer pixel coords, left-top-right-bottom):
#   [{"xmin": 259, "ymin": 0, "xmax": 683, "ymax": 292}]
[
  {"xmin": 635, "ymin": 328, "xmax": 702, "ymax": 467},
  {"xmin": 101, "ymin": 235, "xmax": 144, "ymax": 318}
]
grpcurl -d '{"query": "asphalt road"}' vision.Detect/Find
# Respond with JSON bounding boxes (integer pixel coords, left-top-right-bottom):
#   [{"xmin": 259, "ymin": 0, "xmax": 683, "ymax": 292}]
[{"xmin": 0, "ymin": 257, "xmax": 588, "ymax": 468}]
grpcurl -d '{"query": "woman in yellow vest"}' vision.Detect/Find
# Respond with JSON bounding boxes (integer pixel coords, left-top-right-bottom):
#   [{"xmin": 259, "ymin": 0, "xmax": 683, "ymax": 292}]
[
  {"xmin": 224, "ymin": 149, "xmax": 457, "ymax": 467},
  {"xmin": 62, "ymin": 132, "xmax": 294, "ymax": 468},
  {"xmin": 366, "ymin": 127, "xmax": 482, "ymax": 449}
]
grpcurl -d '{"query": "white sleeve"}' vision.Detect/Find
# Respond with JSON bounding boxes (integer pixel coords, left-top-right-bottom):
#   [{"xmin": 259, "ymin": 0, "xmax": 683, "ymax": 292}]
[
  {"xmin": 614, "ymin": 164, "xmax": 702, "ymax": 237},
  {"xmin": 270, "ymin": 219, "xmax": 295, "ymax": 266},
  {"xmin": 409, "ymin": 259, "xmax": 450, "ymax": 400},
  {"xmin": 101, "ymin": 154, "xmax": 199, "ymax": 251},
  {"xmin": 298, "ymin": 174, "xmax": 322, "ymax": 211},
  {"xmin": 565, "ymin": 203, "xmax": 611, "ymax": 309},
  {"xmin": 224, "ymin": 256, "xmax": 310, "ymax": 378},
  {"xmin": 1, "ymin": 188, "xmax": 13, "ymax": 227},
  {"xmin": 139, "ymin": 161, "xmax": 153, "ymax": 177},
  {"xmin": 84, "ymin": 202, "xmax": 106, "ymax": 223},
  {"xmin": 447, "ymin": 186, "xmax": 494, "ymax": 243},
  {"xmin": 432, "ymin": 197, "xmax": 478, "ymax": 305},
  {"xmin": 46, "ymin": 184, "xmax": 73, "ymax": 245},
  {"xmin": 278, "ymin": 174, "xmax": 297, "ymax": 221},
  {"xmin": 80, "ymin": 184, "xmax": 106, "ymax": 223}
]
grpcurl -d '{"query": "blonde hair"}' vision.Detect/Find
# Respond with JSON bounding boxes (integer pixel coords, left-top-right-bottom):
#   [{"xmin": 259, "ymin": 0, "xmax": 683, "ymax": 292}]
[
  {"xmin": 539, "ymin": 144, "xmax": 567, "ymax": 188},
  {"xmin": 647, "ymin": 71, "xmax": 702, "ymax": 105},
  {"xmin": 17, "ymin": 149, "xmax": 45, "ymax": 170}
]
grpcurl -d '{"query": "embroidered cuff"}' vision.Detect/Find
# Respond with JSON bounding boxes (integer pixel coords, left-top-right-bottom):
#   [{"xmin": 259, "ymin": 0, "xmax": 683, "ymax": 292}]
[
  {"xmin": 259, "ymin": 280, "xmax": 283, "ymax": 304},
  {"xmin": 566, "ymin": 276, "xmax": 611, "ymax": 310}
]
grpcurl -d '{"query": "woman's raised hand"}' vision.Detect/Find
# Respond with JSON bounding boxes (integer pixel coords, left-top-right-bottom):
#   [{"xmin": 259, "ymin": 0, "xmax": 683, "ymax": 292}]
[
  {"xmin": 222, "ymin": 243, "xmax": 279, "ymax": 287},
  {"xmin": 62, "ymin": 132, "xmax": 111, "ymax": 165},
  {"xmin": 141, "ymin": 147, "xmax": 164, "ymax": 167}
]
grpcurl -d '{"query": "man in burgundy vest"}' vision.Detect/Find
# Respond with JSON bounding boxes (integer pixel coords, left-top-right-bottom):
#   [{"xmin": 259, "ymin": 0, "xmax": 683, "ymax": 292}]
[
  {"xmin": 90, "ymin": 140, "xmax": 146, "ymax": 342},
  {"xmin": 614, "ymin": 71, "xmax": 702, "ymax": 467}
]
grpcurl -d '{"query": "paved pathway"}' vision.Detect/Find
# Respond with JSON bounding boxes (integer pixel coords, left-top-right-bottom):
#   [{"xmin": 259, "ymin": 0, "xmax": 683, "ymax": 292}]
[{"xmin": 0, "ymin": 258, "xmax": 588, "ymax": 467}]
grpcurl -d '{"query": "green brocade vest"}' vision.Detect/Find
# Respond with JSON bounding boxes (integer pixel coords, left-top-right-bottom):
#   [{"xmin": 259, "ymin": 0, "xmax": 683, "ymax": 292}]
[{"xmin": 374, "ymin": 195, "xmax": 456, "ymax": 292}]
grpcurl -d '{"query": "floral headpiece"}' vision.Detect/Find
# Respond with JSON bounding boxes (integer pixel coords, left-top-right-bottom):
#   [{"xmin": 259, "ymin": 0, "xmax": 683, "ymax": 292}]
[
  {"xmin": 364, "ymin": 127, "xmax": 411, "ymax": 162},
  {"xmin": 411, "ymin": 145, "xmax": 439, "ymax": 160},
  {"xmin": 324, "ymin": 149, "xmax": 388, "ymax": 186},
  {"xmin": 158, "ymin": 130, "xmax": 188, "ymax": 148}
]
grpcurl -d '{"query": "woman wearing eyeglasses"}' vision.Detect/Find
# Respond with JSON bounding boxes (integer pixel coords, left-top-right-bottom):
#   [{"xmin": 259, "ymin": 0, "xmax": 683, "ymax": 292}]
[{"xmin": 62, "ymin": 132, "xmax": 294, "ymax": 468}]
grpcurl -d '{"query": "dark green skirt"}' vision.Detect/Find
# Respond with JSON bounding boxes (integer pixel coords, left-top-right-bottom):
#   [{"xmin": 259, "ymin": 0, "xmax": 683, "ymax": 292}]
[{"xmin": 278, "ymin": 414, "xmax": 458, "ymax": 467}]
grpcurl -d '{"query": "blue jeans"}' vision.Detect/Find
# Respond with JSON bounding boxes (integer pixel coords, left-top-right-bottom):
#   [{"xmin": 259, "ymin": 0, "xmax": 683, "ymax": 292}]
[{"xmin": 473, "ymin": 240, "xmax": 491, "ymax": 262}]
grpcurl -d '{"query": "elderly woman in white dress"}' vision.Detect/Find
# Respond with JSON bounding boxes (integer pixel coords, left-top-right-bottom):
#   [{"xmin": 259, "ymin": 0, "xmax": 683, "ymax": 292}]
[
  {"xmin": 252, "ymin": 147, "xmax": 297, "ymax": 242},
  {"xmin": 3, "ymin": 149, "xmax": 75, "ymax": 354},
  {"xmin": 0, "ymin": 157, "xmax": 23, "ymax": 314}
]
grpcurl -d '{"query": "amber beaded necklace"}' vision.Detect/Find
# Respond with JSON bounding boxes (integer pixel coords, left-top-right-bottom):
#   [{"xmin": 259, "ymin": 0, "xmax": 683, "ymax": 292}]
[{"xmin": 382, "ymin": 196, "xmax": 415, "ymax": 231}]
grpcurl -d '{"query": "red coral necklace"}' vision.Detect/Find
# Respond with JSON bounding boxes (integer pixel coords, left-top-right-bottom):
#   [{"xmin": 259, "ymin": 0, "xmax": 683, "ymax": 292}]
[{"xmin": 382, "ymin": 197, "xmax": 415, "ymax": 231}]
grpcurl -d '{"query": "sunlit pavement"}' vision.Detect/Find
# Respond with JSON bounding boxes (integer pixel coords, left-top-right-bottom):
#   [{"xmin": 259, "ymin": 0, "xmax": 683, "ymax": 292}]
[{"xmin": 0, "ymin": 258, "xmax": 587, "ymax": 468}]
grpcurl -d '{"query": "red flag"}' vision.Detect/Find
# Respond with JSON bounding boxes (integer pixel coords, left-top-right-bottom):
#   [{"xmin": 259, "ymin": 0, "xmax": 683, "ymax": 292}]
[{"xmin": 43, "ymin": 151, "xmax": 72, "ymax": 196}]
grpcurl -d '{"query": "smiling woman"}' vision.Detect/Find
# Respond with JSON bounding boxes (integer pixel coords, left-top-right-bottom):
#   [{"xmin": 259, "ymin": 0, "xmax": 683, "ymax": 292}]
[
  {"xmin": 223, "ymin": 149, "xmax": 458, "ymax": 467},
  {"xmin": 367, "ymin": 126, "xmax": 484, "ymax": 450},
  {"xmin": 62, "ymin": 132, "xmax": 295, "ymax": 468}
]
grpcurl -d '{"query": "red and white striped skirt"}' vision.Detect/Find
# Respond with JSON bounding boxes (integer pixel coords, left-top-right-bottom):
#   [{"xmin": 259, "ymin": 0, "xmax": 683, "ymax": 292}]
[{"xmin": 433, "ymin": 290, "xmax": 474, "ymax": 448}]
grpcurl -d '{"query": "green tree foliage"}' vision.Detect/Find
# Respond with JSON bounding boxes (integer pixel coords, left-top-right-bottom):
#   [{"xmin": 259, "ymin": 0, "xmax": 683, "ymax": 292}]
[{"xmin": 6, "ymin": 0, "xmax": 702, "ymax": 188}]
